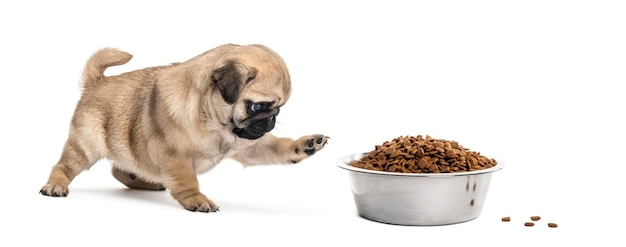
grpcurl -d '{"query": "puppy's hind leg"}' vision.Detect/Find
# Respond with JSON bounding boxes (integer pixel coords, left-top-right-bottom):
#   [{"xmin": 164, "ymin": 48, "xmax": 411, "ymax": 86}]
[
  {"xmin": 40, "ymin": 138, "xmax": 99, "ymax": 197},
  {"xmin": 111, "ymin": 166, "xmax": 165, "ymax": 191}
]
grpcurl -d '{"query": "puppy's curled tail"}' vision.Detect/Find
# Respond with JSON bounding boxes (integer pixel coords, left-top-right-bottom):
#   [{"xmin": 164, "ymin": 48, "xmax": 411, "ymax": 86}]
[{"xmin": 82, "ymin": 48, "xmax": 133, "ymax": 89}]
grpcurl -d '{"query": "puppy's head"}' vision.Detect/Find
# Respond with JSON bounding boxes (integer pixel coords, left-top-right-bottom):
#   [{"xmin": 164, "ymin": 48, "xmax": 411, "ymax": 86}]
[{"xmin": 210, "ymin": 44, "xmax": 291, "ymax": 140}]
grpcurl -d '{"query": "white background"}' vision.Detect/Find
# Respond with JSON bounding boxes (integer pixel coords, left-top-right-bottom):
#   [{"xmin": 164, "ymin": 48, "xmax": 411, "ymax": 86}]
[{"xmin": 1, "ymin": 0, "xmax": 624, "ymax": 246}]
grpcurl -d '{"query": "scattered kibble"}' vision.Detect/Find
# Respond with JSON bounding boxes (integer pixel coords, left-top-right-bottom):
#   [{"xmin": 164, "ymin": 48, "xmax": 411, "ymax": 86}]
[{"xmin": 502, "ymin": 216, "xmax": 558, "ymax": 228}]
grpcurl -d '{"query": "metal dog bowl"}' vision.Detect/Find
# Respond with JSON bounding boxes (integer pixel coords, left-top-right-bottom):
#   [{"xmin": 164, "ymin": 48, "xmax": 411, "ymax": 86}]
[{"xmin": 337, "ymin": 153, "xmax": 504, "ymax": 226}]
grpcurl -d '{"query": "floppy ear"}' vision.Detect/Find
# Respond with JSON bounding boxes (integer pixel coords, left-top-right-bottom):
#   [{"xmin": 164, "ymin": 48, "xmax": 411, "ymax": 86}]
[{"xmin": 211, "ymin": 61, "xmax": 247, "ymax": 104}]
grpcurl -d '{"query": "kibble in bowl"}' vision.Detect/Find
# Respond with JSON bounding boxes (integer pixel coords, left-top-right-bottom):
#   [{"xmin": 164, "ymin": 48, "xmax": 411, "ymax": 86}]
[
  {"xmin": 349, "ymin": 135, "xmax": 497, "ymax": 174},
  {"xmin": 337, "ymin": 135, "xmax": 504, "ymax": 226}
]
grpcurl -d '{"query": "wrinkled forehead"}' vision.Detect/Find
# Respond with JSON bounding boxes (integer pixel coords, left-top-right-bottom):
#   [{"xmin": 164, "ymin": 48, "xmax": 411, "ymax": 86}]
[
  {"xmin": 243, "ymin": 77, "xmax": 290, "ymax": 106},
  {"xmin": 236, "ymin": 46, "xmax": 291, "ymax": 106}
]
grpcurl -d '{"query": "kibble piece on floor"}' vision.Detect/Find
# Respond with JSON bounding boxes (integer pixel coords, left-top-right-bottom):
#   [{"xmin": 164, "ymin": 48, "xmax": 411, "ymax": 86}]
[
  {"xmin": 530, "ymin": 216, "xmax": 541, "ymax": 221},
  {"xmin": 524, "ymin": 222, "xmax": 535, "ymax": 227},
  {"xmin": 548, "ymin": 223, "xmax": 558, "ymax": 228},
  {"xmin": 501, "ymin": 217, "xmax": 511, "ymax": 222}
]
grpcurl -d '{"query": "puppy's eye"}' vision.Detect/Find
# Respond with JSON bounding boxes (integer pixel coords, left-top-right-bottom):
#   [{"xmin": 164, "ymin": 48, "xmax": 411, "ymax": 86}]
[{"xmin": 250, "ymin": 103, "xmax": 265, "ymax": 112}]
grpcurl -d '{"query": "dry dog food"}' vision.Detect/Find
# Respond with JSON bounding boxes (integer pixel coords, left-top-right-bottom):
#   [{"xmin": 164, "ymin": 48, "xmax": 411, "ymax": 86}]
[
  {"xmin": 349, "ymin": 135, "xmax": 497, "ymax": 173},
  {"xmin": 502, "ymin": 215, "xmax": 558, "ymax": 228}
]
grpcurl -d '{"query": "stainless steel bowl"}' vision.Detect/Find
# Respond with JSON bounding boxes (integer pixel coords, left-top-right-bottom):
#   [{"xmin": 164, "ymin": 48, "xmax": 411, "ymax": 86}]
[{"xmin": 338, "ymin": 153, "xmax": 504, "ymax": 226}]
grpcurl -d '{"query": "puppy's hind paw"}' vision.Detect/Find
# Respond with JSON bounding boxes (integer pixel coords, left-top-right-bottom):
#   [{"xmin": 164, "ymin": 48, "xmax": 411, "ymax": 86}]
[{"xmin": 40, "ymin": 184, "xmax": 69, "ymax": 197}]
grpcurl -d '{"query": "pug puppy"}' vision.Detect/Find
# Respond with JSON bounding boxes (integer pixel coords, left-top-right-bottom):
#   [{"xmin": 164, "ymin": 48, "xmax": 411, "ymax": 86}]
[{"xmin": 39, "ymin": 44, "xmax": 329, "ymax": 212}]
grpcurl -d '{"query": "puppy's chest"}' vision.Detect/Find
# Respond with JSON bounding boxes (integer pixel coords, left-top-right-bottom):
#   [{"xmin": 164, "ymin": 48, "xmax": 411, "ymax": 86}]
[
  {"xmin": 191, "ymin": 136, "xmax": 251, "ymax": 173},
  {"xmin": 191, "ymin": 148, "xmax": 240, "ymax": 173}
]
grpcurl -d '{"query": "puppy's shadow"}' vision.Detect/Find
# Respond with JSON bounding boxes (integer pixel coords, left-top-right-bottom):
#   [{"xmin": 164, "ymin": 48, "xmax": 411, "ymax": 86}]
[
  {"xmin": 71, "ymin": 187, "xmax": 321, "ymax": 215},
  {"xmin": 72, "ymin": 187, "xmax": 179, "ymax": 209}
]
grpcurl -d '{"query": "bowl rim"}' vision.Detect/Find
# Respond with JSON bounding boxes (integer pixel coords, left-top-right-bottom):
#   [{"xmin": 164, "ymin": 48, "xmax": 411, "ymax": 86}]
[{"xmin": 337, "ymin": 152, "xmax": 504, "ymax": 177}]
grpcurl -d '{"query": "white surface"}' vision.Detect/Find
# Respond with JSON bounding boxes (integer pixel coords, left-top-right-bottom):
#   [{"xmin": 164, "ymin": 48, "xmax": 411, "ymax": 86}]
[{"xmin": 1, "ymin": 0, "xmax": 624, "ymax": 246}]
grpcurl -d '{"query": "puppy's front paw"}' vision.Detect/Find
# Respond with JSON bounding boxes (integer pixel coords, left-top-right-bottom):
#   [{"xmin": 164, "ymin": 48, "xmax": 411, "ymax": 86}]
[
  {"xmin": 177, "ymin": 193, "xmax": 220, "ymax": 213},
  {"xmin": 291, "ymin": 134, "xmax": 329, "ymax": 163},
  {"xmin": 299, "ymin": 134, "xmax": 329, "ymax": 155},
  {"xmin": 40, "ymin": 183, "xmax": 69, "ymax": 197}
]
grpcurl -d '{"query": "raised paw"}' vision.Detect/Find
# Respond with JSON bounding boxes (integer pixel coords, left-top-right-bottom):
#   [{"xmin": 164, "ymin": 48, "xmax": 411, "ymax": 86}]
[{"xmin": 293, "ymin": 134, "xmax": 329, "ymax": 160}]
